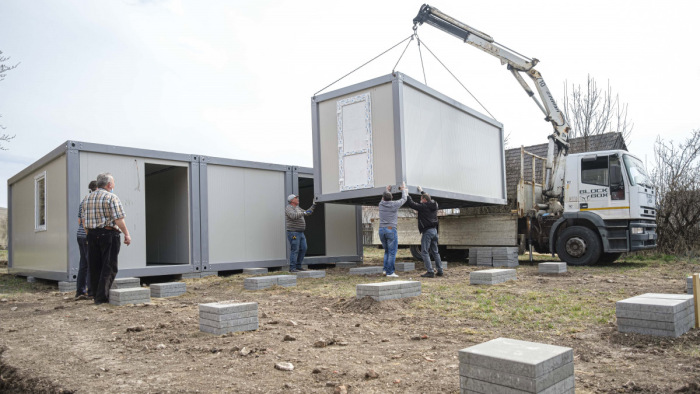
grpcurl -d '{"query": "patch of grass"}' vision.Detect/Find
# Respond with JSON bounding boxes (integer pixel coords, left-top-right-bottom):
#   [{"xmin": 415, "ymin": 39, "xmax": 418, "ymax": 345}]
[{"xmin": 0, "ymin": 274, "xmax": 53, "ymax": 296}]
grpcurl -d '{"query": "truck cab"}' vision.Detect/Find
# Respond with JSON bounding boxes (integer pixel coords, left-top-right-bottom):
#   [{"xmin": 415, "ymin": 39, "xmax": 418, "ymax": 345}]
[{"xmin": 549, "ymin": 150, "xmax": 657, "ymax": 264}]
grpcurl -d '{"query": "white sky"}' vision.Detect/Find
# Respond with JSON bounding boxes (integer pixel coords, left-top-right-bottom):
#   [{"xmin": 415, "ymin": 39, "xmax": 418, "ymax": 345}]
[{"xmin": 1, "ymin": 0, "xmax": 699, "ymax": 207}]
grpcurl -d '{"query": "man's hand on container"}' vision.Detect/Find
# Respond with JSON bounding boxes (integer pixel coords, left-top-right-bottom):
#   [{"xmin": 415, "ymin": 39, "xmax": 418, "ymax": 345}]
[{"xmin": 417, "ymin": 186, "xmax": 423, "ymax": 193}]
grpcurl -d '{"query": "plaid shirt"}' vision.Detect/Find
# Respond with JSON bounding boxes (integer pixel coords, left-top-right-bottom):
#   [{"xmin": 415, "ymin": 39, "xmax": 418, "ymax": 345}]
[{"xmin": 81, "ymin": 188, "xmax": 126, "ymax": 230}]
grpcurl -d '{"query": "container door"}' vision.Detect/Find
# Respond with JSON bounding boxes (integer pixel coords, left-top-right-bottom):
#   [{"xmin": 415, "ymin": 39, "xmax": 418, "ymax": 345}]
[{"xmin": 337, "ymin": 93, "xmax": 374, "ymax": 190}]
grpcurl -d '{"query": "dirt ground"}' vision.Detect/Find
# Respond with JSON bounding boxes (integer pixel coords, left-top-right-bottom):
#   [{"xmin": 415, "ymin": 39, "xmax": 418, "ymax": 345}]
[{"xmin": 1, "ymin": 249, "xmax": 699, "ymax": 394}]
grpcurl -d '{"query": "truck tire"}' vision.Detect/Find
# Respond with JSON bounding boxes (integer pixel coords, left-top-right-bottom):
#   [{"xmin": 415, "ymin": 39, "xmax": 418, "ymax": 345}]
[
  {"xmin": 555, "ymin": 226, "xmax": 602, "ymax": 266},
  {"xmin": 410, "ymin": 245, "xmax": 422, "ymax": 260},
  {"xmin": 599, "ymin": 252, "xmax": 622, "ymax": 264}
]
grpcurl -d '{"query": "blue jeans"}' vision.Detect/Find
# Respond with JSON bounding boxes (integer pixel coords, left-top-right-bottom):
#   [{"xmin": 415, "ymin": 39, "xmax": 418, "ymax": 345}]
[
  {"xmin": 379, "ymin": 227, "xmax": 398, "ymax": 275},
  {"xmin": 421, "ymin": 228, "xmax": 442, "ymax": 273},
  {"xmin": 287, "ymin": 231, "xmax": 307, "ymax": 270},
  {"xmin": 76, "ymin": 236, "xmax": 91, "ymax": 296}
]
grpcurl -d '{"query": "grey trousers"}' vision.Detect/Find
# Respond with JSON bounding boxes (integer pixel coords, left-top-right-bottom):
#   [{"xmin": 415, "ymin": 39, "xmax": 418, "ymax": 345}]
[{"xmin": 420, "ymin": 228, "xmax": 442, "ymax": 273}]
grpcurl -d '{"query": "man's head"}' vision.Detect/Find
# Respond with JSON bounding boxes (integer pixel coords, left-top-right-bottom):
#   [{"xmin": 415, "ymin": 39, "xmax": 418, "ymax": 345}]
[
  {"xmin": 288, "ymin": 194, "xmax": 299, "ymax": 206},
  {"xmin": 382, "ymin": 191, "xmax": 393, "ymax": 201},
  {"xmin": 88, "ymin": 180, "xmax": 97, "ymax": 192},
  {"xmin": 96, "ymin": 173, "xmax": 115, "ymax": 192},
  {"xmin": 421, "ymin": 193, "xmax": 431, "ymax": 203}
]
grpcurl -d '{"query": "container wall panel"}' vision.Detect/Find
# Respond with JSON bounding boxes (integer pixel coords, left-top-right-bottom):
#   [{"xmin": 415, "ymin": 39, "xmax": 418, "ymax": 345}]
[
  {"xmin": 207, "ymin": 165, "xmax": 286, "ymax": 263},
  {"xmin": 318, "ymin": 82, "xmax": 395, "ymax": 195},
  {"xmin": 403, "ymin": 85, "xmax": 505, "ymax": 199},
  {"xmin": 11, "ymin": 155, "xmax": 68, "ymax": 273},
  {"xmin": 324, "ymin": 204, "xmax": 358, "ymax": 256},
  {"xmin": 79, "ymin": 153, "xmax": 190, "ymax": 269}
]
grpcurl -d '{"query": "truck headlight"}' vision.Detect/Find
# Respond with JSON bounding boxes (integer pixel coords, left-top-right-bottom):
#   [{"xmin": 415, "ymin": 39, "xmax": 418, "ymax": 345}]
[{"xmin": 631, "ymin": 227, "xmax": 644, "ymax": 234}]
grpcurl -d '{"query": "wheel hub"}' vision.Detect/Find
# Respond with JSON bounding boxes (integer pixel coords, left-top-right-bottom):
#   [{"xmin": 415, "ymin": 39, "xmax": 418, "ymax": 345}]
[{"xmin": 565, "ymin": 236, "xmax": 587, "ymax": 257}]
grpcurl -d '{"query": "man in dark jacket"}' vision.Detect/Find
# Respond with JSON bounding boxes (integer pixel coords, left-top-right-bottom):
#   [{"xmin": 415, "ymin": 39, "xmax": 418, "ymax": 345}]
[{"xmin": 405, "ymin": 186, "xmax": 443, "ymax": 278}]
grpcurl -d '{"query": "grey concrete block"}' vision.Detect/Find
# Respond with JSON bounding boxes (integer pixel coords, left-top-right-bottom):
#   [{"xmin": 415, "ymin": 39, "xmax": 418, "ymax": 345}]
[
  {"xmin": 335, "ymin": 261, "xmax": 359, "ymax": 268},
  {"xmin": 616, "ymin": 305, "xmax": 694, "ymax": 322},
  {"xmin": 151, "ymin": 282, "xmax": 186, "ymax": 298},
  {"xmin": 243, "ymin": 268, "xmax": 268, "ymax": 275},
  {"xmin": 199, "ymin": 322, "xmax": 258, "ymax": 335},
  {"xmin": 58, "ymin": 281, "xmax": 76, "ymax": 293},
  {"xmin": 395, "ymin": 262, "xmax": 415, "ymax": 272},
  {"xmin": 294, "ymin": 270, "xmax": 326, "ymax": 279},
  {"xmin": 181, "ymin": 272, "xmax": 202, "ymax": 279},
  {"xmin": 356, "ymin": 281, "xmax": 421, "ymax": 301},
  {"xmin": 111, "ymin": 277, "xmax": 140, "ymax": 289},
  {"xmin": 349, "ymin": 266, "xmax": 383, "ymax": 275},
  {"xmin": 688, "ymin": 276, "xmax": 695, "ymax": 294},
  {"xmin": 458, "ymin": 338, "xmax": 573, "ymax": 379},
  {"xmin": 616, "ymin": 294, "xmax": 693, "ymax": 314},
  {"xmin": 538, "ymin": 263, "xmax": 567, "ymax": 274},
  {"xmin": 200, "ymin": 316, "xmax": 258, "ymax": 329},
  {"xmin": 199, "ymin": 309, "xmax": 258, "ymax": 321},
  {"xmin": 618, "ymin": 324, "xmax": 692, "ymax": 338},
  {"xmin": 109, "ymin": 298, "xmax": 151, "ymax": 306},
  {"xmin": 199, "ymin": 301, "xmax": 257, "ymax": 315},
  {"xmin": 461, "ymin": 375, "xmax": 575, "ymax": 394},
  {"xmin": 200, "ymin": 271, "xmax": 218, "ymax": 277},
  {"xmin": 460, "ymin": 362, "xmax": 574, "ymax": 393},
  {"xmin": 109, "ymin": 288, "xmax": 151, "ymax": 301},
  {"xmin": 243, "ymin": 275, "xmax": 296, "ymax": 290},
  {"xmin": 617, "ymin": 314, "xmax": 694, "ymax": 331},
  {"xmin": 470, "ymin": 269, "xmax": 517, "ymax": 285}
]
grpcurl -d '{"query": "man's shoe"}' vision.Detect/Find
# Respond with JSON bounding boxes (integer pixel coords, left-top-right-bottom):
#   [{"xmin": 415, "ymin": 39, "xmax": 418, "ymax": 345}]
[
  {"xmin": 436, "ymin": 271, "xmax": 444, "ymax": 277},
  {"xmin": 382, "ymin": 270, "xmax": 386, "ymax": 275},
  {"xmin": 296, "ymin": 268, "xmax": 307, "ymax": 271},
  {"xmin": 421, "ymin": 272, "xmax": 435, "ymax": 278},
  {"xmin": 387, "ymin": 273, "xmax": 399, "ymax": 278}
]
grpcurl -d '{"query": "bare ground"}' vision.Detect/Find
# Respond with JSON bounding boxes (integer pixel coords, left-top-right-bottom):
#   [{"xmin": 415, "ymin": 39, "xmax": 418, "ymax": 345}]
[{"xmin": 1, "ymin": 250, "xmax": 699, "ymax": 394}]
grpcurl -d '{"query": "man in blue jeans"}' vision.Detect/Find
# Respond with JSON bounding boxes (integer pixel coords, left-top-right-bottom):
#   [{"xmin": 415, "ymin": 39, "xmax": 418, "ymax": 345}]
[
  {"xmin": 378, "ymin": 182, "xmax": 407, "ymax": 277},
  {"xmin": 285, "ymin": 194, "xmax": 317, "ymax": 272},
  {"xmin": 405, "ymin": 186, "xmax": 443, "ymax": 278}
]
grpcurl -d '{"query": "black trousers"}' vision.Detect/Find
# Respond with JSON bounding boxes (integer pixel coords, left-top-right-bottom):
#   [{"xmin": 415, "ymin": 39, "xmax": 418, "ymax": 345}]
[{"xmin": 87, "ymin": 229, "xmax": 121, "ymax": 304}]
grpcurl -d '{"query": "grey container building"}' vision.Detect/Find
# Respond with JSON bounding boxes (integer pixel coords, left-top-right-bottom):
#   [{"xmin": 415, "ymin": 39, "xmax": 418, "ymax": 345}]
[
  {"xmin": 311, "ymin": 72, "xmax": 507, "ymax": 209},
  {"xmin": 7, "ymin": 141, "xmax": 362, "ymax": 282}
]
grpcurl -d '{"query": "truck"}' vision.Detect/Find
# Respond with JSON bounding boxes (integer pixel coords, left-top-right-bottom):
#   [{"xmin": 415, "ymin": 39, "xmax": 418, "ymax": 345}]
[{"xmin": 370, "ymin": 5, "xmax": 657, "ymax": 266}]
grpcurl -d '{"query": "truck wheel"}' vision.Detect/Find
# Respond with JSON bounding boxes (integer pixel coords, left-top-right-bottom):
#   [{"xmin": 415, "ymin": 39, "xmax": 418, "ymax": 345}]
[
  {"xmin": 410, "ymin": 245, "xmax": 422, "ymax": 260},
  {"xmin": 555, "ymin": 226, "xmax": 602, "ymax": 266},
  {"xmin": 599, "ymin": 252, "xmax": 622, "ymax": 264}
]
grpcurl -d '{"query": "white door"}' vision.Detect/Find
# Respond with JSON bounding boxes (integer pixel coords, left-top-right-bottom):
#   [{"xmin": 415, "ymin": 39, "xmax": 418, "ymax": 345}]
[{"xmin": 337, "ymin": 93, "xmax": 374, "ymax": 191}]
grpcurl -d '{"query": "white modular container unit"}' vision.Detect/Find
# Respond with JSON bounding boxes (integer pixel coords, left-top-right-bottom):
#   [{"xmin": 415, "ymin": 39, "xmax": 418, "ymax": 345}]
[
  {"xmin": 8, "ymin": 141, "xmax": 200, "ymax": 281},
  {"xmin": 8, "ymin": 141, "xmax": 362, "ymax": 282},
  {"xmin": 311, "ymin": 72, "xmax": 507, "ymax": 208}
]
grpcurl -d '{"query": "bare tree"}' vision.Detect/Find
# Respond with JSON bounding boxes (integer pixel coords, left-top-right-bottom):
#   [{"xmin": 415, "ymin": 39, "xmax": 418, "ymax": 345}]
[
  {"xmin": 563, "ymin": 75, "xmax": 633, "ymax": 151},
  {"xmin": 1, "ymin": 50, "xmax": 19, "ymax": 150},
  {"xmin": 652, "ymin": 129, "xmax": 700, "ymax": 255}
]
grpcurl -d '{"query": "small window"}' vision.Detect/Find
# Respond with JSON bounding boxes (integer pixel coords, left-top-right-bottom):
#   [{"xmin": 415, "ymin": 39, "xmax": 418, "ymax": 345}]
[
  {"xmin": 609, "ymin": 155, "xmax": 625, "ymax": 200},
  {"xmin": 581, "ymin": 156, "xmax": 608, "ymax": 186},
  {"xmin": 35, "ymin": 172, "xmax": 47, "ymax": 231}
]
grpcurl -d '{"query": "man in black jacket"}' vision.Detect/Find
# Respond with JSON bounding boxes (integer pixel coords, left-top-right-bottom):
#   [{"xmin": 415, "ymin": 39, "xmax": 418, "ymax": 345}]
[{"xmin": 405, "ymin": 186, "xmax": 444, "ymax": 278}]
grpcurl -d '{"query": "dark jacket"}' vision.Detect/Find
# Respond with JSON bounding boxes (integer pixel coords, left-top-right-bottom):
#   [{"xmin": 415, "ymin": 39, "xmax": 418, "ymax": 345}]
[{"xmin": 405, "ymin": 194, "xmax": 439, "ymax": 234}]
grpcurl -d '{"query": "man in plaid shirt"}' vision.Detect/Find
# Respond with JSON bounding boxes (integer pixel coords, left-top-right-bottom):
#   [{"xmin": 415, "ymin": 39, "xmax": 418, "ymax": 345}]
[{"xmin": 82, "ymin": 172, "xmax": 132, "ymax": 305}]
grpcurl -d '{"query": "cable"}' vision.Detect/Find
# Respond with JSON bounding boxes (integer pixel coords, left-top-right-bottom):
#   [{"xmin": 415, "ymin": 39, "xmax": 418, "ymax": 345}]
[
  {"xmin": 419, "ymin": 39, "xmax": 498, "ymax": 121},
  {"xmin": 416, "ymin": 35, "xmax": 427, "ymax": 85},
  {"xmin": 392, "ymin": 35, "xmax": 415, "ymax": 73},
  {"xmin": 314, "ymin": 34, "xmax": 414, "ymax": 97}
]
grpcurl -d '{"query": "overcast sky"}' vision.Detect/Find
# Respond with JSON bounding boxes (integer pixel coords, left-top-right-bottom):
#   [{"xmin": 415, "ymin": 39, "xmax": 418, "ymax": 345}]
[{"xmin": 1, "ymin": 0, "xmax": 699, "ymax": 207}]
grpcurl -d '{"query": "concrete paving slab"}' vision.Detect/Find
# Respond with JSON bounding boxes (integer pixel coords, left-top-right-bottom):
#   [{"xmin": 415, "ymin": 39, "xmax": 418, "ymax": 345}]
[
  {"xmin": 199, "ymin": 301, "xmax": 257, "ymax": 315},
  {"xmin": 395, "ymin": 262, "xmax": 415, "ymax": 272},
  {"xmin": 58, "ymin": 281, "xmax": 76, "ymax": 293},
  {"xmin": 460, "ymin": 362, "xmax": 574, "ymax": 393},
  {"xmin": 294, "ymin": 270, "xmax": 326, "ymax": 278},
  {"xmin": 349, "ymin": 266, "xmax": 383, "ymax": 275},
  {"xmin": 111, "ymin": 277, "xmax": 140, "ymax": 289},
  {"xmin": 335, "ymin": 261, "xmax": 359, "ymax": 268},
  {"xmin": 243, "ymin": 268, "xmax": 268, "ymax": 275}
]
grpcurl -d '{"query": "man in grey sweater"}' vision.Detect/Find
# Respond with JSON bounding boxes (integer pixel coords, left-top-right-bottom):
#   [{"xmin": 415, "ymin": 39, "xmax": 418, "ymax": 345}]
[
  {"xmin": 378, "ymin": 181, "xmax": 407, "ymax": 277},
  {"xmin": 285, "ymin": 194, "xmax": 317, "ymax": 272}
]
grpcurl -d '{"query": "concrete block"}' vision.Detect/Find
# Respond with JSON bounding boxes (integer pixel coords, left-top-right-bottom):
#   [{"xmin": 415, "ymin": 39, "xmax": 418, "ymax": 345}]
[
  {"xmin": 295, "ymin": 270, "xmax": 326, "ymax": 279},
  {"xmin": 538, "ymin": 263, "xmax": 567, "ymax": 274},
  {"xmin": 243, "ymin": 268, "xmax": 268, "ymax": 275},
  {"xmin": 616, "ymin": 294, "xmax": 693, "ymax": 314},
  {"xmin": 198, "ymin": 301, "xmax": 258, "ymax": 335},
  {"xmin": 111, "ymin": 277, "xmax": 140, "ymax": 289},
  {"xmin": 58, "ymin": 281, "xmax": 76, "ymax": 293},
  {"xmin": 458, "ymin": 338, "xmax": 573, "ymax": 378},
  {"xmin": 181, "ymin": 272, "xmax": 202, "ymax": 279},
  {"xmin": 459, "ymin": 362, "xmax": 574, "ymax": 393},
  {"xmin": 150, "ymin": 282, "xmax": 186, "ymax": 298},
  {"xmin": 109, "ymin": 288, "xmax": 151, "ymax": 306},
  {"xmin": 395, "ymin": 262, "xmax": 415, "ymax": 272},
  {"xmin": 461, "ymin": 375, "xmax": 575, "ymax": 394},
  {"xmin": 335, "ymin": 261, "xmax": 359, "ymax": 268},
  {"xmin": 617, "ymin": 323, "xmax": 692, "ymax": 338},
  {"xmin": 244, "ymin": 275, "xmax": 296, "ymax": 290},
  {"xmin": 200, "ymin": 271, "xmax": 218, "ymax": 278},
  {"xmin": 356, "ymin": 281, "xmax": 421, "ymax": 301},
  {"xmin": 349, "ymin": 266, "xmax": 383, "ymax": 275},
  {"xmin": 688, "ymin": 276, "xmax": 694, "ymax": 294},
  {"xmin": 616, "ymin": 306, "xmax": 694, "ymax": 322},
  {"xmin": 199, "ymin": 301, "xmax": 257, "ymax": 315},
  {"xmin": 470, "ymin": 269, "xmax": 517, "ymax": 285},
  {"xmin": 27, "ymin": 276, "xmax": 36, "ymax": 283}
]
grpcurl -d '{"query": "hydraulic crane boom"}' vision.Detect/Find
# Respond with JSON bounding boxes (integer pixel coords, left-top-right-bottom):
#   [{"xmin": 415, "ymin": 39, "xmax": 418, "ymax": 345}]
[{"xmin": 413, "ymin": 4, "xmax": 571, "ymax": 199}]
